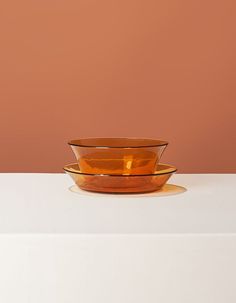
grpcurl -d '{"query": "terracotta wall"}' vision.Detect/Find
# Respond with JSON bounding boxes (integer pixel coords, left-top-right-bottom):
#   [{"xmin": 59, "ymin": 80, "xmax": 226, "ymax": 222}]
[{"xmin": 0, "ymin": 0, "xmax": 235, "ymax": 173}]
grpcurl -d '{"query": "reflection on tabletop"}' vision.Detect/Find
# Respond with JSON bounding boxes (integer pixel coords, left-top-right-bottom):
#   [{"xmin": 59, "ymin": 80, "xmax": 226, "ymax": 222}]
[{"xmin": 69, "ymin": 184, "xmax": 187, "ymax": 198}]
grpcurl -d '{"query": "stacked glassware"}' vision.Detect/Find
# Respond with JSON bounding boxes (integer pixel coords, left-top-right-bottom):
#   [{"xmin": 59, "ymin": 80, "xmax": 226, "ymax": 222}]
[{"xmin": 64, "ymin": 138, "xmax": 177, "ymax": 194}]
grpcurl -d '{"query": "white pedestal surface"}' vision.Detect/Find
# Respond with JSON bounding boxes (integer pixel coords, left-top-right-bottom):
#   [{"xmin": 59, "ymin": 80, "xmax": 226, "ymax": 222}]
[{"xmin": 0, "ymin": 173, "xmax": 235, "ymax": 303}]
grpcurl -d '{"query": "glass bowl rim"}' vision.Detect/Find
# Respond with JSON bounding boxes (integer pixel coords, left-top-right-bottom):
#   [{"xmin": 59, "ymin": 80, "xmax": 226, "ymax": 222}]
[
  {"xmin": 63, "ymin": 163, "xmax": 177, "ymax": 177},
  {"xmin": 68, "ymin": 137, "xmax": 169, "ymax": 148}
]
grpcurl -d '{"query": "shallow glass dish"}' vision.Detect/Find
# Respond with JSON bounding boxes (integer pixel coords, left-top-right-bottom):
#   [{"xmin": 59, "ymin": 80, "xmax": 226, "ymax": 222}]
[
  {"xmin": 64, "ymin": 163, "xmax": 177, "ymax": 194},
  {"xmin": 68, "ymin": 137, "xmax": 168, "ymax": 175}
]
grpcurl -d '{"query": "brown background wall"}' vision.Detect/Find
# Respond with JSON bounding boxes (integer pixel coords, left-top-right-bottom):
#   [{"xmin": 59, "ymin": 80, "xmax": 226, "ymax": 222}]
[{"xmin": 0, "ymin": 0, "xmax": 235, "ymax": 173}]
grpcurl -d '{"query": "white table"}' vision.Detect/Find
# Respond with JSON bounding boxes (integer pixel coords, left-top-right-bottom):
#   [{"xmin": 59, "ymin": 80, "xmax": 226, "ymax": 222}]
[{"xmin": 0, "ymin": 174, "xmax": 235, "ymax": 303}]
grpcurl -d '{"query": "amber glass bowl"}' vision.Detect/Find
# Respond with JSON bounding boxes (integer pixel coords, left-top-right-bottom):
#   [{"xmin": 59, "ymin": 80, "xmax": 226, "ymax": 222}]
[
  {"xmin": 68, "ymin": 138, "xmax": 168, "ymax": 175},
  {"xmin": 64, "ymin": 163, "xmax": 176, "ymax": 194}
]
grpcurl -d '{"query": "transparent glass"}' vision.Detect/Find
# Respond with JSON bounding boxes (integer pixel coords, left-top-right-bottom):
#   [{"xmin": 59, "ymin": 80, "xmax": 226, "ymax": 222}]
[
  {"xmin": 68, "ymin": 138, "xmax": 168, "ymax": 175},
  {"xmin": 64, "ymin": 163, "xmax": 177, "ymax": 194}
]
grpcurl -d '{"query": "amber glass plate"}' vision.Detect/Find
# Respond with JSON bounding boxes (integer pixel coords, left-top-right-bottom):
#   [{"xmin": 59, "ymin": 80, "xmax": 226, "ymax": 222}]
[
  {"xmin": 68, "ymin": 137, "xmax": 168, "ymax": 175},
  {"xmin": 64, "ymin": 163, "xmax": 177, "ymax": 194}
]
